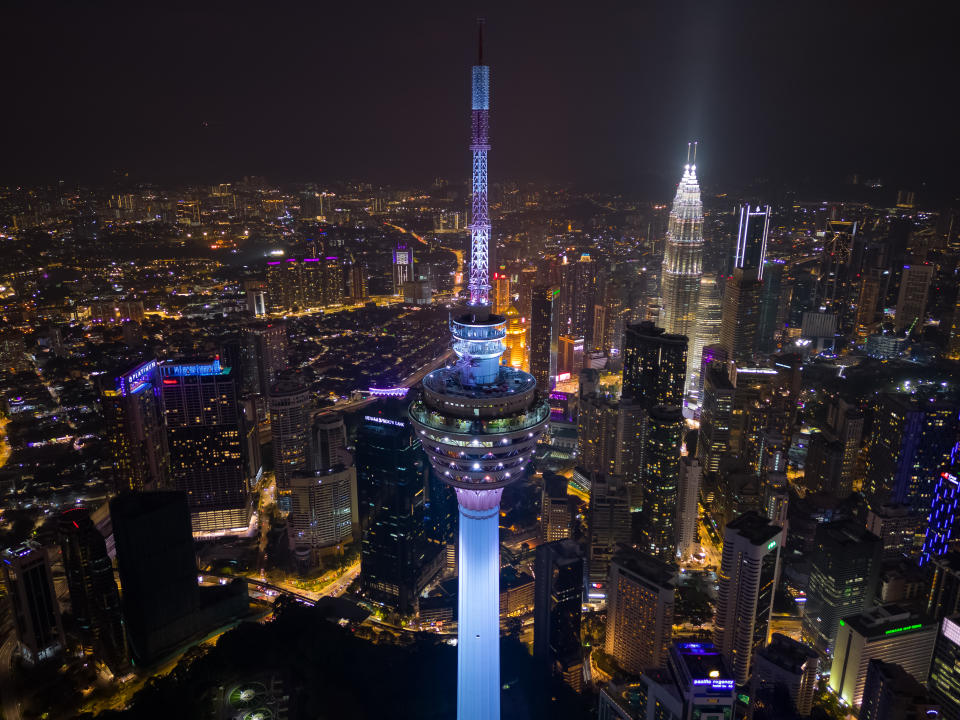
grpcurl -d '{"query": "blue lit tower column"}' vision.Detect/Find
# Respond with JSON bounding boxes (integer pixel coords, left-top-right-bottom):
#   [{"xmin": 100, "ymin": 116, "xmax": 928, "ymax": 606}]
[{"xmin": 410, "ymin": 23, "xmax": 549, "ymax": 720}]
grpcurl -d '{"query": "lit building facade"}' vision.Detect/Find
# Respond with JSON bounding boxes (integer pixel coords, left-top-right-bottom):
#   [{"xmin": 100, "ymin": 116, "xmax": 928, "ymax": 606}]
[
  {"xmin": 1, "ymin": 542, "xmax": 65, "ymax": 666},
  {"xmin": 659, "ymin": 153, "xmax": 703, "ymax": 397},
  {"xmin": 159, "ymin": 358, "xmax": 252, "ymax": 533},
  {"xmin": 269, "ymin": 375, "xmax": 312, "ymax": 490}
]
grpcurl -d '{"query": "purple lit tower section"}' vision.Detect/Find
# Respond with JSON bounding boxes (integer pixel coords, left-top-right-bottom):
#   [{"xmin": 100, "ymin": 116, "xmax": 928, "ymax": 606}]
[{"xmin": 409, "ymin": 22, "xmax": 549, "ymax": 720}]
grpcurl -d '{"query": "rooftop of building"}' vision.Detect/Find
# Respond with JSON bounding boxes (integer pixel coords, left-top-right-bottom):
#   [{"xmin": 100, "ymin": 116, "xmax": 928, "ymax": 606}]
[
  {"xmin": 726, "ymin": 511, "xmax": 782, "ymax": 546},
  {"xmin": 842, "ymin": 604, "xmax": 934, "ymax": 640},
  {"xmin": 670, "ymin": 642, "xmax": 735, "ymax": 689},
  {"xmin": 816, "ymin": 517, "xmax": 881, "ymax": 547},
  {"xmin": 611, "ymin": 547, "xmax": 676, "ymax": 588},
  {"xmin": 543, "ymin": 473, "xmax": 568, "ymax": 499},
  {"xmin": 756, "ymin": 634, "xmax": 819, "ymax": 674},
  {"xmin": 624, "ymin": 320, "xmax": 688, "ymax": 347}
]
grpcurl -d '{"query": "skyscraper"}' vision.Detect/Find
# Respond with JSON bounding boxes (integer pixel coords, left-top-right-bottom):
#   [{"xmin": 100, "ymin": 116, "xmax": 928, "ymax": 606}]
[
  {"xmin": 110, "ymin": 491, "xmax": 248, "ymax": 665},
  {"xmin": 392, "ymin": 243, "xmax": 415, "ymax": 295},
  {"xmin": 586, "ymin": 472, "xmax": 631, "ymax": 603},
  {"xmin": 159, "ymin": 358, "xmax": 252, "ymax": 533},
  {"xmin": 865, "ymin": 394, "xmax": 958, "ymax": 511},
  {"xmin": 357, "ymin": 409, "xmax": 433, "ymax": 614},
  {"xmin": 621, "ymin": 321, "xmax": 687, "ymax": 408},
  {"xmin": 58, "ymin": 508, "xmax": 127, "ymax": 671},
  {"xmin": 894, "ymin": 262, "xmax": 935, "ymax": 333},
  {"xmin": 529, "ymin": 284, "xmax": 559, "ymax": 392},
  {"xmin": 288, "ymin": 461, "xmax": 359, "ymax": 570},
  {"xmin": 750, "ymin": 634, "xmax": 819, "ymax": 717},
  {"xmin": 638, "ymin": 406, "xmax": 684, "ymax": 562},
  {"xmin": 714, "ymin": 511, "xmax": 784, "ymax": 685},
  {"xmin": 100, "ymin": 358, "xmax": 170, "ymax": 493},
  {"xmin": 533, "ymin": 539, "xmax": 583, "ymax": 691},
  {"xmin": 698, "ymin": 364, "xmax": 734, "ymax": 473},
  {"xmin": 719, "ymin": 267, "xmax": 764, "ymax": 362},
  {"xmin": 268, "ymin": 375, "xmax": 312, "ymax": 490},
  {"xmin": 541, "ymin": 473, "xmax": 571, "ymax": 542},
  {"xmin": 1, "ymin": 541, "xmax": 65, "ymax": 666},
  {"xmin": 659, "ymin": 148, "xmax": 703, "ymax": 396},
  {"xmin": 802, "ymin": 519, "xmax": 882, "ymax": 656},
  {"xmin": 929, "ymin": 615, "xmax": 960, "ymax": 720},
  {"xmin": 830, "ymin": 605, "xmax": 937, "ymax": 711},
  {"xmin": 859, "ymin": 660, "xmax": 941, "ymax": 720},
  {"xmin": 675, "ymin": 456, "xmax": 702, "ymax": 560},
  {"xmin": 604, "ymin": 548, "xmax": 676, "ymax": 675},
  {"xmin": 407, "ymin": 28, "xmax": 550, "ymax": 718}
]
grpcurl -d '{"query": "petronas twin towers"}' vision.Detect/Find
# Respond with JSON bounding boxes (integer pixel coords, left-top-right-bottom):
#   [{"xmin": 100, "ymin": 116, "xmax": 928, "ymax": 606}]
[{"xmin": 659, "ymin": 151, "xmax": 709, "ymax": 400}]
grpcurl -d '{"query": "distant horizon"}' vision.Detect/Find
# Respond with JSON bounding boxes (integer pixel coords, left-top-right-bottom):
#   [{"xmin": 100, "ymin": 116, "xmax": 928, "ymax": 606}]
[{"xmin": 2, "ymin": 2, "xmax": 957, "ymax": 198}]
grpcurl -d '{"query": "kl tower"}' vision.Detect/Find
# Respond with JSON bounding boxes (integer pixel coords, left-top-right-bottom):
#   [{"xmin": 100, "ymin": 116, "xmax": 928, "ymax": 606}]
[{"xmin": 409, "ymin": 20, "xmax": 549, "ymax": 720}]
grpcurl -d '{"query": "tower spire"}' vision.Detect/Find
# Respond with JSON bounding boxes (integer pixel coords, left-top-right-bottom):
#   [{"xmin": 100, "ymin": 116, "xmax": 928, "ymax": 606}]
[
  {"xmin": 692, "ymin": 140, "xmax": 698, "ymax": 165},
  {"xmin": 477, "ymin": 17, "xmax": 484, "ymax": 65}
]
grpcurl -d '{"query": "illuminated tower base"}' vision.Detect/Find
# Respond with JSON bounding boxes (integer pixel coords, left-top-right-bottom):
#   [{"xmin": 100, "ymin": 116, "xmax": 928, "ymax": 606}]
[{"xmin": 456, "ymin": 488, "xmax": 502, "ymax": 719}]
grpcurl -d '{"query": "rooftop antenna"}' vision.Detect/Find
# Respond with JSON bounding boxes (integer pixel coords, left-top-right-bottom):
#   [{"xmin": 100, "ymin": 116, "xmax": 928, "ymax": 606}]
[
  {"xmin": 686, "ymin": 142, "xmax": 692, "ymax": 164},
  {"xmin": 692, "ymin": 141, "xmax": 698, "ymax": 165},
  {"xmin": 477, "ymin": 17, "xmax": 485, "ymax": 65}
]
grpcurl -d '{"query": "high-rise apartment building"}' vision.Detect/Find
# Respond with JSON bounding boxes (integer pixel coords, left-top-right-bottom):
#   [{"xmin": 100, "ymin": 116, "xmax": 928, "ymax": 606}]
[
  {"xmin": 894, "ymin": 262, "xmax": 935, "ymax": 332},
  {"xmin": 1, "ymin": 542, "xmax": 65, "ymax": 666},
  {"xmin": 587, "ymin": 473, "xmax": 631, "ymax": 603},
  {"xmin": 267, "ymin": 257, "xmax": 344, "ymax": 311},
  {"xmin": 100, "ymin": 358, "xmax": 170, "ymax": 493},
  {"xmin": 534, "ymin": 539, "xmax": 583, "ymax": 691},
  {"xmin": 503, "ymin": 305, "xmax": 527, "ymax": 370},
  {"xmin": 604, "ymin": 548, "xmax": 676, "ymax": 675},
  {"xmin": 638, "ymin": 406, "xmax": 684, "ymax": 562},
  {"xmin": 288, "ymin": 462, "xmax": 359, "ymax": 570},
  {"xmin": 159, "ymin": 358, "xmax": 252, "ymax": 533},
  {"xmin": 58, "ymin": 508, "xmax": 127, "ymax": 671},
  {"xmin": 675, "ymin": 456, "xmax": 701, "ymax": 560},
  {"xmin": 269, "ymin": 375, "xmax": 312, "ymax": 490},
  {"xmin": 803, "ymin": 519, "xmax": 882, "ymax": 656},
  {"xmin": 492, "ymin": 271, "xmax": 510, "ymax": 315},
  {"xmin": 541, "ymin": 473, "xmax": 571, "ymax": 542},
  {"xmin": 244, "ymin": 321, "xmax": 288, "ymax": 401},
  {"xmin": 714, "ymin": 512, "xmax": 784, "ymax": 685}
]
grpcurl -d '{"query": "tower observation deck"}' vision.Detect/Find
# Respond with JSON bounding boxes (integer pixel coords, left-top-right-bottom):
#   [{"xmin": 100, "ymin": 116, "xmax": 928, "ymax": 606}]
[{"xmin": 409, "ymin": 21, "xmax": 549, "ymax": 720}]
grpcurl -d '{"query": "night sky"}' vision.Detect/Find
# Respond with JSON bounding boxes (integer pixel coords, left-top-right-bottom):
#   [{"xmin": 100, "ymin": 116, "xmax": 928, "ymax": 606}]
[{"xmin": 4, "ymin": 1, "xmax": 958, "ymax": 196}]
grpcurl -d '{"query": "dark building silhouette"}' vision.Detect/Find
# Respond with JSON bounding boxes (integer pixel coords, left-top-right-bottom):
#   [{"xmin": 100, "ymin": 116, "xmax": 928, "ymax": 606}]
[
  {"xmin": 534, "ymin": 539, "xmax": 583, "ymax": 691},
  {"xmin": 58, "ymin": 508, "xmax": 127, "ymax": 671},
  {"xmin": 929, "ymin": 615, "xmax": 960, "ymax": 720},
  {"xmin": 638, "ymin": 405, "xmax": 684, "ymax": 561},
  {"xmin": 529, "ymin": 284, "xmax": 559, "ymax": 392},
  {"xmin": 110, "ymin": 492, "xmax": 247, "ymax": 666},
  {"xmin": 860, "ymin": 660, "xmax": 940, "ymax": 720},
  {"xmin": 802, "ymin": 519, "xmax": 882, "ymax": 657},
  {"xmin": 357, "ymin": 406, "xmax": 435, "ymax": 614}
]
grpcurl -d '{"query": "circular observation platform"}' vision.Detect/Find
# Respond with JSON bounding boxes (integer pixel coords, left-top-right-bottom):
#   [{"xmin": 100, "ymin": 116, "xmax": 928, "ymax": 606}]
[{"xmin": 410, "ymin": 367, "xmax": 549, "ymax": 492}]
